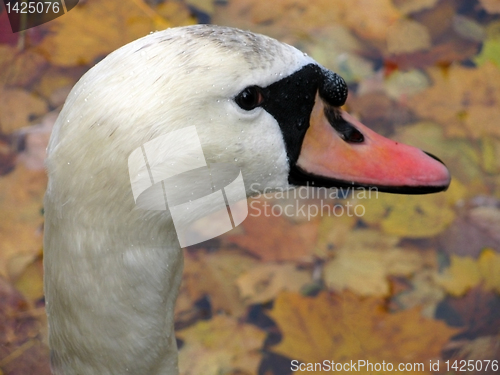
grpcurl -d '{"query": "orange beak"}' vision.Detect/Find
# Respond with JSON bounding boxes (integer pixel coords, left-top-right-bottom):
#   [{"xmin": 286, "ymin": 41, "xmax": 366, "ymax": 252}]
[{"xmin": 290, "ymin": 95, "xmax": 451, "ymax": 194}]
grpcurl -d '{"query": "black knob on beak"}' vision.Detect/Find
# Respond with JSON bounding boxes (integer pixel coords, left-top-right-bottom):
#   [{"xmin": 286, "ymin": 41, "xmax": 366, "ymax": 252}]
[{"xmin": 318, "ymin": 68, "xmax": 348, "ymax": 107}]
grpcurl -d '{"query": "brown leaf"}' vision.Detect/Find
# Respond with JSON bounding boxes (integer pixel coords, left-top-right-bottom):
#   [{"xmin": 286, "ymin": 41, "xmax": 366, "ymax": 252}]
[
  {"xmin": 0, "ymin": 134, "xmax": 16, "ymax": 176},
  {"xmin": 269, "ymin": 291, "xmax": 458, "ymax": 374},
  {"xmin": 177, "ymin": 315, "xmax": 266, "ymax": 375},
  {"xmin": 0, "ymin": 277, "xmax": 50, "ymax": 375},
  {"xmin": 436, "ymin": 288, "xmax": 500, "ymax": 340},
  {"xmin": 0, "ymin": 45, "xmax": 48, "ymax": 88},
  {"xmin": 439, "ymin": 199, "xmax": 500, "ymax": 257},
  {"xmin": 225, "ymin": 214, "xmax": 318, "ymax": 262},
  {"xmin": 181, "ymin": 249, "xmax": 258, "ymax": 317}
]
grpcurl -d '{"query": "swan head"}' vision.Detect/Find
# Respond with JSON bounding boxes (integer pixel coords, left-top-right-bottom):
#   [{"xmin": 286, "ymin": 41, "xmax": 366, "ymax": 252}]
[{"xmin": 47, "ymin": 25, "xmax": 450, "ymax": 220}]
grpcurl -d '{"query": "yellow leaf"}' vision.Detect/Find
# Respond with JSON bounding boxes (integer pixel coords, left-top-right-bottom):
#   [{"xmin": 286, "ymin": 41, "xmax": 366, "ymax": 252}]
[
  {"xmin": 392, "ymin": 0, "xmax": 440, "ymax": 15},
  {"xmin": 0, "ymin": 165, "xmax": 46, "ymax": 278},
  {"xmin": 435, "ymin": 255, "xmax": 481, "ymax": 296},
  {"xmin": 481, "ymin": 136, "xmax": 500, "ymax": 174},
  {"xmin": 362, "ymin": 191, "xmax": 456, "ymax": 238},
  {"xmin": 0, "ymin": 88, "xmax": 47, "ymax": 133},
  {"xmin": 36, "ymin": 0, "xmax": 174, "ymax": 67},
  {"xmin": 387, "ymin": 19, "xmax": 431, "ymax": 54},
  {"xmin": 324, "ymin": 230, "xmax": 424, "ymax": 296},
  {"xmin": 477, "ymin": 248, "xmax": 500, "ymax": 293},
  {"xmin": 185, "ymin": 0, "xmax": 214, "ymax": 15},
  {"xmin": 269, "ymin": 292, "xmax": 458, "ymax": 374},
  {"xmin": 13, "ymin": 255, "xmax": 44, "ymax": 302},
  {"xmin": 408, "ymin": 63, "xmax": 500, "ymax": 139},
  {"xmin": 177, "ymin": 315, "xmax": 266, "ymax": 375}
]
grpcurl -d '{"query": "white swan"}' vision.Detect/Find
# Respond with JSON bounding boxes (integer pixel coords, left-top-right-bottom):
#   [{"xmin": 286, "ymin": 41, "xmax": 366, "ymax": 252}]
[{"xmin": 44, "ymin": 25, "xmax": 450, "ymax": 375}]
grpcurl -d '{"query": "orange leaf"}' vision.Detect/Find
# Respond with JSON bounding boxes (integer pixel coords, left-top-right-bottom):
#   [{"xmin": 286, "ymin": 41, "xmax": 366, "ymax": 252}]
[{"xmin": 269, "ymin": 292, "xmax": 459, "ymax": 374}]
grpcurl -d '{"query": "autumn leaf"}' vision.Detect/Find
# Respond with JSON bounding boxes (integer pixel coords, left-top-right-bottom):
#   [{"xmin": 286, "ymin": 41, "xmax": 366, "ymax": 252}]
[
  {"xmin": 435, "ymin": 249, "xmax": 500, "ymax": 296},
  {"xmin": 408, "ymin": 62, "xmax": 500, "ymax": 139},
  {"xmin": 452, "ymin": 335, "xmax": 500, "ymax": 371},
  {"xmin": 13, "ymin": 254, "xmax": 44, "ymax": 302},
  {"xmin": 361, "ymin": 189, "xmax": 456, "ymax": 238},
  {"xmin": 314, "ymin": 214, "xmax": 356, "ymax": 258},
  {"xmin": 392, "ymin": 0, "xmax": 440, "ymax": 15},
  {"xmin": 31, "ymin": 67, "xmax": 76, "ymax": 107},
  {"xmin": 181, "ymin": 249, "xmax": 258, "ymax": 317},
  {"xmin": 16, "ymin": 112, "xmax": 57, "ymax": 171},
  {"xmin": 225, "ymin": 213, "xmax": 318, "ymax": 262},
  {"xmin": 393, "ymin": 122, "xmax": 490, "ymax": 193},
  {"xmin": 0, "ymin": 45, "xmax": 48, "ymax": 88},
  {"xmin": 323, "ymin": 230, "xmax": 428, "ymax": 296},
  {"xmin": 214, "ymin": 0, "xmax": 401, "ymax": 43},
  {"xmin": 477, "ymin": 249, "xmax": 500, "ymax": 293},
  {"xmin": 386, "ymin": 19, "xmax": 431, "ymax": 54},
  {"xmin": 439, "ymin": 201, "xmax": 500, "ymax": 257},
  {"xmin": 36, "ymin": 0, "xmax": 184, "ymax": 67},
  {"xmin": 177, "ymin": 315, "xmax": 266, "ymax": 375},
  {"xmin": 0, "ymin": 165, "xmax": 46, "ymax": 279},
  {"xmin": 0, "ymin": 88, "xmax": 47, "ymax": 133},
  {"xmin": 269, "ymin": 291, "xmax": 458, "ymax": 374},
  {"xmin": 436, "ymin": 288, "xmax": 500, "ymax": 339},
  {"xmin": 237, "ymin": 263, "xmax": 311, "ymax": 305},
  {"xmin": 435, "ymin": 255, "xmax": 481, "ymax": 297},
  {"xmin": 392, "ymin": 269, "xmax": 446, "ymax": 318},
  {"xmin": 480, "ymin": 0, "xmax": 500, "ymax": 14},
  {"xmin": 0, "ymin": 277, "xmax": 50, "ymax": 375},
  {"xmin": 474, "ymin": 21, "xmax": 500, "ymax": 67}
]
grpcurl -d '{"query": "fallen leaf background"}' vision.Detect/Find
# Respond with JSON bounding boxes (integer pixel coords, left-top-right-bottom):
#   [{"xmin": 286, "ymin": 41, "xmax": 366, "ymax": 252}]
[{"xmin": 1, "ymin": 0, "xmax": 500, "ymax": 374}]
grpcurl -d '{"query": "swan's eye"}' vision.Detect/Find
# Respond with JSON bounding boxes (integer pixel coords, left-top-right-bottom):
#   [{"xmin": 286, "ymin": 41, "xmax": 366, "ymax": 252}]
[{"xmin": 235, "ymin": 86, "xmax": 264, "ymax": 110}]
